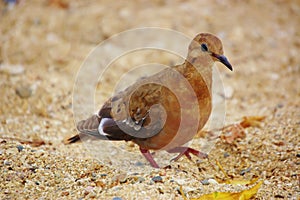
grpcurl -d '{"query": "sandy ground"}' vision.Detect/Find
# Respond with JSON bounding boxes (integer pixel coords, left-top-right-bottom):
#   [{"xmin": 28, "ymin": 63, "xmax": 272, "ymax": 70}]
[{"xmin": 0, "ymin": 0, "xmax": 299, "ymax": 199}]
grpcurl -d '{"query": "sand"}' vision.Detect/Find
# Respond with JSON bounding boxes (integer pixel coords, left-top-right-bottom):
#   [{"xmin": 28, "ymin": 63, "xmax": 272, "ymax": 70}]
[{"xmin": 0, "ymin": 0, "xmax": 299, "ymax": 199}]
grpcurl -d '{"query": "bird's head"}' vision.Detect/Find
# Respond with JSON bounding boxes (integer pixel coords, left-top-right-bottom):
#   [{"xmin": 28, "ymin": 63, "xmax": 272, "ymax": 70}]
[{"xmin": 188, "ymin": 33, "xmax": 233, "ymax": 71}]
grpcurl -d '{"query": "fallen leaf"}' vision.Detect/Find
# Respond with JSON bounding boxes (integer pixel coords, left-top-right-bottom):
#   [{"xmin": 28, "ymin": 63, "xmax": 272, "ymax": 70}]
[
  {"xmin": 220, "ymin": 124, "xmax": 246, "ymax": 144},
  {"xmin": 179, "ymin": 185, "xmax": 188, "ymax": 200},
  {"xmin": 216, "ymin": 160, "xmax": 230, "ymax": 179},
  {"xmin": 0, "ymin": 136, "xmax": 48, "ymax": 147},
  {"xmin": 48, "ymin": 0, "xmax": 69, "ymax": 9},
  {"xmin": 194, "ymin": 130, "xmax": 214, "ymax": 139},
  {"xmin": 240, "ymin": 116, "xmax": 265, "ymax": 128},
  {"xmin": 191, "ymin": 180, "xmax": 263, "ymax": 200}
]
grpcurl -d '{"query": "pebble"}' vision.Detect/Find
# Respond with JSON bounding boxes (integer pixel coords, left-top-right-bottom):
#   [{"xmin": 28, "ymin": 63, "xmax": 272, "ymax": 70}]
[
  {"xmin": 223, "ymin": 152, "xmax": 230, "ymax": 158},
  {"xmin": 240, "ymin": 167, "xmax": 251, "ymax": 175},
  {"xmin": 91, "ymin": 173, "xmax": 97, "ymax": 181},
  {"xmin": 0, "ymin": 63, "xmax": 24, "ymax": 75},
  {"xmin": 134, "ymin": 161, "xmax": 144, "ymax": 166},
  {"xmin": 4, "ymin": 160, "xmax": 12, "ymax": 166},
  {"xmin": 264, "ymin": 180, "xmax": 271, "ymax": 185},
  {"xmin": 137, "ymin": 177, "xmax": 145, "ymax": 183},
  {"xmin": 84, "ymin": 186, "xmax": 94, "ymax": 195},
  {"xmin": 296, "ymin": 153, "xmax": 300, "ymax": 158},
  {"xmin": 112, "ymin": 197, "xmax": 122, "ymax": 200},
  {"xmin": 207, "ymin": 178, "xmax": 218, "ymax": 185},
  {"xmin": 151, "ymin": 176, "xmax": 163, "ymax": 183},
  {"xmin": 112, "ymin": 173, "xmax": 127, "ymax": 183},
  {"xmin": 33, "ymin": 125, "xmax": 41, "ymax": 132},
  {"xmin": 16, "ymin": 85, "xmax": 32, "ymax": 98},
  {"xmin": 34, "ymin": 150, "xmax": 45, "ymax": 158},
  {"xmin": 200, "ymin": 179, "xmax": 210, "ymax": 185},
  {"xmin": 173, "ymin": 178, "xmax": 186, "ymax": 185},
  {"xmin": 16, "ymin": 145, "xmax": 24, "ymax": 152}
]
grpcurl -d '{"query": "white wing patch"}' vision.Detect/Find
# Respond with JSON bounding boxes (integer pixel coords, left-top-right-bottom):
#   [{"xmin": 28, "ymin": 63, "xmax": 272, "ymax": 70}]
[{"xmin": 98, "ymin": 118, "xmax": 111, "ymax": 136}]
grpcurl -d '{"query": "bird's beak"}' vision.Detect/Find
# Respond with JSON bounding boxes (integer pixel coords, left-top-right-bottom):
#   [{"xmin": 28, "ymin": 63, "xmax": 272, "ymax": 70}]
[{"xmin": 212, "ymin": 53, "xmax": 233, "ymax": 71}]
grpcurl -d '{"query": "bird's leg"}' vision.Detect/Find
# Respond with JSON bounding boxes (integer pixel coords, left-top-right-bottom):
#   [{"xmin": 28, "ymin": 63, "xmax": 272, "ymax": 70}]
[
  {"xmin": 167, "ymin": 147, "xmax": 208, "ymax": 162},
  {"xmin": 139, "ymin": 148, "xmax": 160, "ymax": 168}
]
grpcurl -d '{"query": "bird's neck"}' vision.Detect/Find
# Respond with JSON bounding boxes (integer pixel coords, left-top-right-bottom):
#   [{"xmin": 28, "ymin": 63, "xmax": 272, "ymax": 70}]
[{"xmin": 181, "ymin": 57, "xmax": 213, "ymax": 92}]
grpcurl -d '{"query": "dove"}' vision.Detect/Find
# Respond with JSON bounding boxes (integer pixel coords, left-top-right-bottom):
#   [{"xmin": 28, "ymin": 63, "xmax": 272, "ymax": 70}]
[{"xmin": 66, "ymin": 33, "xmax": 233, "ymax": 168}]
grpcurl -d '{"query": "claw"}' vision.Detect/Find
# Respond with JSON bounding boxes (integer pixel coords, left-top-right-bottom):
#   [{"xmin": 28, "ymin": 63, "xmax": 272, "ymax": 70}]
[{"xmin": 168, "ymin": 147, "xmax": 208, "ymax": 162}]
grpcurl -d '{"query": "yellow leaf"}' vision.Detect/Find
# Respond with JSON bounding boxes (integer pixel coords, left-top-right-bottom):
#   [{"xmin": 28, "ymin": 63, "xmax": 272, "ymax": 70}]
[
  {"xmin": 191, "ymin": 180, "xmax": 263, "ymax": 200},
  {"xmin": 216, "ymin": 160, "xmax": 229, "ymax": 179},
  {"xmin": 179, "ymin": 185, "xmax": 188, "ymax": 200}
]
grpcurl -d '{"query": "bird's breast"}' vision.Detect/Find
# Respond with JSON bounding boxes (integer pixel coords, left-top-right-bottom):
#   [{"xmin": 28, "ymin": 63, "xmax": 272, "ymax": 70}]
[{"xmin": 134, "ymin": 67, "xmax": 212, "ymax": 150}]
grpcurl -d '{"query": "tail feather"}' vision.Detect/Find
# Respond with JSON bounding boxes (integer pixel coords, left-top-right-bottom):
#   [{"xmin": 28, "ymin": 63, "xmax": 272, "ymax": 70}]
[
  {"xmin": 64, "ymin": 114, "xmax": 102, "ymax": 144},
  {"xmin": 64, "ymin": 134, "xmax": 81, "ymax": 144}
]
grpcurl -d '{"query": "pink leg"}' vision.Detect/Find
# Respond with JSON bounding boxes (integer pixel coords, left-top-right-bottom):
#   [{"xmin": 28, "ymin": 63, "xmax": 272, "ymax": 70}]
[
  {"xmin": 140, "ymin": 148, "xmax": 160, "ymax": 168},
  {"xmin": 167, "ymin": 147, "xmax": 208, "ymax": 162}
]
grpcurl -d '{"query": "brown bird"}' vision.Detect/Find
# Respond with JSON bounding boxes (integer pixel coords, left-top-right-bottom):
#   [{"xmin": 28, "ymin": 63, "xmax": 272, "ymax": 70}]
[{"xmin": 66, "ymin": 33, "xmax": 233, "ymax": 168}]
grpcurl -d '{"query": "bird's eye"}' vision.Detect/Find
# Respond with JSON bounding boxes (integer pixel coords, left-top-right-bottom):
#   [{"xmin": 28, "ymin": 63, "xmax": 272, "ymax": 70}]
[{"xmin": 201, "ymin": 43, "xmax": 208, "ymax": 52}]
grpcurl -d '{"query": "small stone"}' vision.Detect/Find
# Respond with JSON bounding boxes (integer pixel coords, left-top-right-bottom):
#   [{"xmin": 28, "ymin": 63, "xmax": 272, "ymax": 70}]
[
  {"xmin": 112, "ymin": 173, "xmax": 127, "ymax": 183},
  {"xmin": 274, "ymin": 194, "xmax": 285, "ymax": 198},
  {"xmin": 61, "ymin": 191, "xmax": 69, "ymax": 196},
  {"xmin": 276, "ymin": 103, "xmax": 284, "ymax": 108},
  {"xmin": 90, "ymin": 182, "xmax": 96, "ymax": 187},
  {"xmin": 91, "ymin": 173, "xmax": 97, "ymax": 181},
  {"xmin": 223, "ymin": 152, "xmax": 230, "ymax": 158},
  {"xmin": 4, "ymin": 160, "xmax": 12, "ymax": 166},
  {"xmin": 151, "ymin": 176, "xmax": 163, "ymax": 183},
  {"xmin": 264, "ymin": 180, "xmax": 271, "ymax": 185},
  {"xmin": 240, "ymin": 167, "xmax": 251, "ymax": 175},
  {"xmin": 34, "ymin": 150, "xmax": 45, "ymax": 158},
  {"xmin": 137, "ymin": 177, "xmax": 145, "ymax": 183},
  {"xmin": 16, "ymin": 145, "xmax": 24, "ymax": 152},
  {"xmin": 296, "ymin": 153, "xmax": 300, "ymax": 158},
  {"xmin": 134, "ymin": 161, "xmax": 144, "ymax": 166},
  {"xmin": 200, "ymin": 179, "xmax": 210, "ymax": 185},
  {"xmin": 112, "ymin": 197, "xmax": 122, "ymax": 200},
  {"xmin": 33, "ymin": 125, "xmax": 40, "ymax": 132},
  {"xmin": 173, "ymin": 178, "xmax": 186, "ymax": 185},
  {"xmin": 207, "ymin": 178, "xmax": 218, "ymax": 185},
  {"xmin": 269, "ymin": 72, "xmax": 279, "ymax": 80},
  {"xmin": 16, "ymin": 85, "xmax": 32, "ymax": 98},
  {"xmin": 0, "ymin": 63, "xmax": 24, "ymax": 75}
]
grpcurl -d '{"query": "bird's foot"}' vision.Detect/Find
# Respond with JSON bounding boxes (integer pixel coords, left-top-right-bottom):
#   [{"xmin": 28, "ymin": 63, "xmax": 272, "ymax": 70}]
[
  {"xmin": 139, "ymin": 148, "xmax": 160, "ymax": 168},
  {"xmin": 167, "ymin": 147, "xmax": 208, "ymax": 162}
]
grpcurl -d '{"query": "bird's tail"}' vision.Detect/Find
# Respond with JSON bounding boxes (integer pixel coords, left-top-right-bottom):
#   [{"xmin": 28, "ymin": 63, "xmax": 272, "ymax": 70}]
[
  {"xmin": 64, "ymin": 114, "xmax": 102, "ymax": 144},
  {"xmin": 64, "ymin": 134, "xmax": 81, "ymax": 144}
]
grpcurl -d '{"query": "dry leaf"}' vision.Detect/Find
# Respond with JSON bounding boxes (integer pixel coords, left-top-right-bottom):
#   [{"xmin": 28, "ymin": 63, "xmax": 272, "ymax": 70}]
[
  {"xmin": 191, "ymin": 180, "xmax": 263, "ymax": 200},
  {"xmin": 240, "ymin": 116, "xmax": 265, "ymax": 128},
  {"xmin": 48, "ymin": 0, "xmax": 69, "ymax": 9},
  {"xmin": 216, "ymin": 160, "xmax": 230, "ymax": 179},
  {"xmin": 0, "ymin": 136, "xmax": 47, "ymax": 147},
  {"xmin": 220, "ymin": 124, "xmax": 246, "ymax": 144},
  {"xmin": 179, "ymin": 185, "xmax": 188, "ymax": 200}
]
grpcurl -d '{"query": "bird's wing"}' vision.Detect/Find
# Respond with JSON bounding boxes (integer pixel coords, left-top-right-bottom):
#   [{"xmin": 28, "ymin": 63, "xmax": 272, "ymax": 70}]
[
  {"xmin": 75, "ymin": 76, "xmax": 168, "ymax": 141},
  {"xmin": 106, "ymin": 81, "xmax": 167, "ymax": 139}
]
